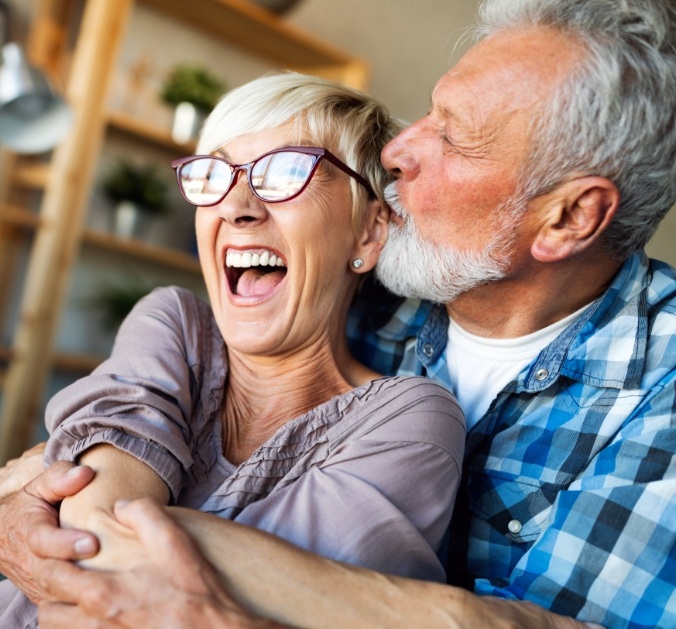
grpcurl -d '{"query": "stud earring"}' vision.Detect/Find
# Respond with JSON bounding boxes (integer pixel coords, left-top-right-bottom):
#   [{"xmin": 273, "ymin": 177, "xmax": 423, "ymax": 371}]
[{"xmin": 351, "ymin": 259, "xmax": 364, "ymax": 269}]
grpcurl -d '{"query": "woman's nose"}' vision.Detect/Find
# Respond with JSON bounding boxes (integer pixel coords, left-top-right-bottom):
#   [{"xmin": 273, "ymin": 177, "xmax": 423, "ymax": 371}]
[
  {"xmin": 216, "ymin": 171, "xmax": 268, "ymax": 226},
  {"xmin": 381, "ymin": 122, "xmax": 421, "ymax": 180}
]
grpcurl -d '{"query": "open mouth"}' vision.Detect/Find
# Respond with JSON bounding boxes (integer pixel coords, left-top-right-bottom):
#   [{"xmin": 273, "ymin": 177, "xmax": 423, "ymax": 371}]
[{"xmin": 225, "ymin": 248, "xmax": 287, "ymax": 298}]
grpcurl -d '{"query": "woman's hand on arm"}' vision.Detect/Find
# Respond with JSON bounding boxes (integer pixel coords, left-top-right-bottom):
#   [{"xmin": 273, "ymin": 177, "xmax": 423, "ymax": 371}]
[{"xmin": 58, "ymin": 444, "xmax": 170, "ymax": 571}]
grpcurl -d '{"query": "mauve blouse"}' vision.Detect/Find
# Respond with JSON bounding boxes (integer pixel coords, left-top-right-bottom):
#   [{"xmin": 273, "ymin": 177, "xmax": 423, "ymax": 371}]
[{"xmin": 44, "ymin": 286, "xmax": 466, "ymax": 581}]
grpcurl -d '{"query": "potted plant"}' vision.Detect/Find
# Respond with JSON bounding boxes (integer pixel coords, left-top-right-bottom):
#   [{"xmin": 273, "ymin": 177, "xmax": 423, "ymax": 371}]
[
  {"xmin": 86, "ymin": 280, "xmax": 155, "ymax": 331},
  {"xmin": 160, "ymin": 63, "xmax": 226, "ymax": 143},
  {"xmin": 100, "ymin": 159, "xmax": 170, "ymax": 239}
]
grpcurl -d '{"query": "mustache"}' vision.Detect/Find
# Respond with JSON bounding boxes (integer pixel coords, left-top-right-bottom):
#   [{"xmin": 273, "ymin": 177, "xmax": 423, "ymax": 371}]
[{"xmin": 383, "ymin": 182, "xmax": 408, "ymax": 219}]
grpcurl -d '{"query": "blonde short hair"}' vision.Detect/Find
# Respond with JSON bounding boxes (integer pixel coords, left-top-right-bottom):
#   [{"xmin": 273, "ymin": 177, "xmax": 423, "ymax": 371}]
[{"xmin": 197, "ymin": 72, "xmax": 402, "ymax": 232}]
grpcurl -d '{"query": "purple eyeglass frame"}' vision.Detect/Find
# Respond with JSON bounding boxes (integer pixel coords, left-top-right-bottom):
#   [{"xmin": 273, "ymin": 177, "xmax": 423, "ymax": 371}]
[{"xmin": 171, "ymin": 146, "xmax": 374, "ymax": 206}]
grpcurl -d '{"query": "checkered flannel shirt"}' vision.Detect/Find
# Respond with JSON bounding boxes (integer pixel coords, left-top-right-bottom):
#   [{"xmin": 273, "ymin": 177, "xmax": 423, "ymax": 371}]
[{"xmin": 347, "ymin": 252, "xmax": 676, "ymax": 628}]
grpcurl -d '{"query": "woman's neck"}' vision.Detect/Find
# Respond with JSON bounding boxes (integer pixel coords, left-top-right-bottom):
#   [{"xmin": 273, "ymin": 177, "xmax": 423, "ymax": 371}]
[{"xmin": 222, "ymin": 339, "xmax": 371, "ymax": 464}]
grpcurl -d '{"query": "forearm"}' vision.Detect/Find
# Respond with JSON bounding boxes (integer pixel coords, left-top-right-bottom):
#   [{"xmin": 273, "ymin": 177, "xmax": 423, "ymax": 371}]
[
  {"xmin": 171, "ymin": 507, "xmax": 589, "ymax": 629},
  {"xmin": 0, "ymin": 443, "xmax": 46, "ymax": 500},
  {"xmin": 60, "ymin": 445, "xmax": 169, "ymax": 570}
]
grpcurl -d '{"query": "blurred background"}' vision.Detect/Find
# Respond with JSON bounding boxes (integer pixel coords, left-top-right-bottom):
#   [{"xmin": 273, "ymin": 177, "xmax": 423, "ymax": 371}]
[{"xmin": 0, "ymin": 0, "xmax": 674, "ymax": 465}]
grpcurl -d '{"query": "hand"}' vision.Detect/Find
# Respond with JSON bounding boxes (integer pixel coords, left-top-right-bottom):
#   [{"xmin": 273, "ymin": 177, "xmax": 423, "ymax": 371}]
[
  {"xmin": 0, "ymin": 442, "xmax": 47, "ymax": 499},
  {"xmin": 0, "ymin": 461, "xmax": 99, "ymax": 604},
  {"xmin": 35, "ymin": 499, "xmax": 289, "ymax": 628}
]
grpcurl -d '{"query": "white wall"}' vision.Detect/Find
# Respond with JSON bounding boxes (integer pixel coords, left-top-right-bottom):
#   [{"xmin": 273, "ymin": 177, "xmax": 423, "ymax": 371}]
[
  {"xmin": 285, "ymin": 0, "xmax": 676, "ymax": 266},
  {"xmin": 289, "ymin": 0, "xmax": 478, "ymax": 123}
]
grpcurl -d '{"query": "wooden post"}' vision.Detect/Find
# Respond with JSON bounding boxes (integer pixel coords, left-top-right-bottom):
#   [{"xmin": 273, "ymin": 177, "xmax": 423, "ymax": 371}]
[{"xmin": 0, "ymin": 0, "xmax": 134, "ymax": 465}]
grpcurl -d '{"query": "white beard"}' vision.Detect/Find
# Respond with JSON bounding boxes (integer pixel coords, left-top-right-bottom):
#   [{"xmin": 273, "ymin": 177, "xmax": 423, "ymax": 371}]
[{"xmin": 375, "ymin": 182, "xmax": 523, "ymax": 304}]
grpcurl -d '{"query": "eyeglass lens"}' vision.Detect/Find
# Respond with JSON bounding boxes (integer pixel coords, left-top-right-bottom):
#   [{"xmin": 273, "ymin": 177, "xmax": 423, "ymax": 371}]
[{"xmin": 178, "ymin": 151, "xmax": 318, "ymax": 205}]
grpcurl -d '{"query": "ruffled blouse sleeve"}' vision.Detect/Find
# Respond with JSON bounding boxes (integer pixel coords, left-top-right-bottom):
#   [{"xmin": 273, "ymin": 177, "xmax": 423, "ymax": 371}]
[{"xmin": 43, "ymin": 286, "xmax": 225, "ymax": 501}]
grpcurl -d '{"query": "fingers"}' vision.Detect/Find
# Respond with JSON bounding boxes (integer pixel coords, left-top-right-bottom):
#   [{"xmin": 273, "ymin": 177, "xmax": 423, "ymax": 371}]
[
  {"xmin": 28, "ymin": 519, "xmax": 100, "ymax": 561},
  {"xmin": 39, "ymin": 601, "xmax": 109, "ymax": 629},
  {"xmin": 0, "ymin": 442, "xmax": 48, "ymax": 498},
  {"xmin": 33, "ymin": 558, "xmax": 99, "ymax": 604},
  {"xmin": 23, "ymin": 442, "xmax": 47, "ymax": 457},
  {"xmin": 34, "ymin": 557, "xmax": 122, "ymax": 621},
  {"xmin": 113, "ymin": 499, "xmax": 190, "ymax": 554},
  {"xmin": 23, "ymin": 461, "xmax": 95, "ymax": 504},
  {"xmin": 21, "ymin": 463, "xmax": 100, "ymax": 561}
]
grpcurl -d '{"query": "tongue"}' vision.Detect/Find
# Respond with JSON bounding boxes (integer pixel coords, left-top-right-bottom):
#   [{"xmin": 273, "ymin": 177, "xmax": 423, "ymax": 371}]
[{"xmin": 236, "ymin": 268, "xmax": 285, "ymax": 297}]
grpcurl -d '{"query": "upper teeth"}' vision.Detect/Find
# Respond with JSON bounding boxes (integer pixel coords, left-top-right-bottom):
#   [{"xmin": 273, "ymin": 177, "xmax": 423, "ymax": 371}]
[{"xmin": 226, "ymin": 249, "xmax": 286, "ymax": 268}]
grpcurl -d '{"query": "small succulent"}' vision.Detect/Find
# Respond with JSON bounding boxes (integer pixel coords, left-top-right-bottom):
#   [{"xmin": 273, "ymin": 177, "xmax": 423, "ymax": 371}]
[
  {"xmin": 86, "ymin": 281, "xmax": 155, "ymax": 330},
  {"xmin": 101, "ymin": 159, "xmax": 169, "ymax": 214},
  {"xmin": 160, "ymin": 63, "xmax": 226, "ymax": 112}
]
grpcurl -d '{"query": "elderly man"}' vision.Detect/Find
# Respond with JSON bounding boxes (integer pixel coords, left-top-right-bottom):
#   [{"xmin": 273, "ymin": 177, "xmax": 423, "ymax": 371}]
[{"xmin": 1, "ymin": 0, "xmax": 675, "ymax": 627}]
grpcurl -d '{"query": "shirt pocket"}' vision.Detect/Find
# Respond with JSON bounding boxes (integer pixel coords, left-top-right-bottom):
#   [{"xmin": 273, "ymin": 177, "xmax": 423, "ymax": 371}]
[{"xmin": 465, "ymin": 470, "xmax": 561, "ymax": 543}]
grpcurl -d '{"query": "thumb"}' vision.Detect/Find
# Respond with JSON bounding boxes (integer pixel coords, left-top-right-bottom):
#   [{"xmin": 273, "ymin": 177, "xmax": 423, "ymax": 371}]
[
  {"xmin": 114, "ymin": 498, "xmax": 187, "ymax": 552},
  {"xmin": 24, "ymin": 461, "xmax": 95, "ymax": 504}
]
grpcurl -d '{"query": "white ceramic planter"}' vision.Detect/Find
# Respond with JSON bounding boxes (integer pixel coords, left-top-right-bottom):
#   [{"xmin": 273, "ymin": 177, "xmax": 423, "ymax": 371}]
[
  {"xmin": 113, "ymin": 201, "xmax": 150, "ymax": 239},
  {"xmin": 171, "ymin": 101, "xmax": 205, "ymax": 144}
]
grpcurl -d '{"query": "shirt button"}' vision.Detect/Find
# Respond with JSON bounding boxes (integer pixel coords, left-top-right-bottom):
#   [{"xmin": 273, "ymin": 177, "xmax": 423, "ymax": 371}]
[
  {"xmin": 422, "ymin": 343, "xmax": 434, "ymax": 357},
  {"xmin": 508, "ymin": 519, "xmax": 523, "ymax": 534},
  {"xmin": 534, "ymin": 368, "xmax": 549, "ymax": 381}
]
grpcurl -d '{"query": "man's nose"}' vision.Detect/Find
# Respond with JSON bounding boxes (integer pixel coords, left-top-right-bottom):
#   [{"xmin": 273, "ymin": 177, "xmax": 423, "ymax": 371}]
[{"xmin": 381, "ymin": 123, "xmax": 421, "ymax": 180}]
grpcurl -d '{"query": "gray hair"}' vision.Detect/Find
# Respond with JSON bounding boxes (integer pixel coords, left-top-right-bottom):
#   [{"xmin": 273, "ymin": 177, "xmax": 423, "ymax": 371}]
[
  {"xmin": 474, "ymin": 0, "xmax": 676, "ymax": 260},
  {"xmin": 197, "ymin": 72, "xmax": 402, "ymax": 232}
]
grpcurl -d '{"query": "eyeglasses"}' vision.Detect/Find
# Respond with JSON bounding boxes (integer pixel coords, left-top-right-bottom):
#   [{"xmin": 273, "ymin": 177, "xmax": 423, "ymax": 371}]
[{"xmin": 171, "ymin": 146, "xmax": 374, "ymax": 206}]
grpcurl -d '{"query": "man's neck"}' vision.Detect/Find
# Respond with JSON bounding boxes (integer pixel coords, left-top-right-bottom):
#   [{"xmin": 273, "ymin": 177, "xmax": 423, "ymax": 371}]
[{"xmin": 446, "ymin": 255, "xmax": 622, "ymax": 338}]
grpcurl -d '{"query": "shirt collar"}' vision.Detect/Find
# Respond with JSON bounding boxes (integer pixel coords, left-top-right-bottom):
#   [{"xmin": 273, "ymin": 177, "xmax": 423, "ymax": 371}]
[
  {"xmin": 523, "ymin": 252, "xmax": 651, "ymax": 392},
  {"xmin": 405, "ymin": 253, "xmax": 651, "ymax": 392}
]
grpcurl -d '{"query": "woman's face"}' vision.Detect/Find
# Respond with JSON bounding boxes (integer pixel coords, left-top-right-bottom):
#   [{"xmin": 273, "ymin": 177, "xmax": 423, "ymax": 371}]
[{"xmin": 196, "ymin": 123, "xmax": 364, "ymax": 357}]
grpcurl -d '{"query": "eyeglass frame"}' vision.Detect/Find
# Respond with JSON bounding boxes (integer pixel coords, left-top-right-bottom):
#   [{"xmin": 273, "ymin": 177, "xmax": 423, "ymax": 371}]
[{"xmin": 171, "ymin": 146, "xmax": 375, "ymax": 206}]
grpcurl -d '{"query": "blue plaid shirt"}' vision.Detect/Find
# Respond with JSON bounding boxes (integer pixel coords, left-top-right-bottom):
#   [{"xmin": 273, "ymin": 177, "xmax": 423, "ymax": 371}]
[{"xmin": 347, "ymin": 252, "xmax": 676, "ymax": 629}]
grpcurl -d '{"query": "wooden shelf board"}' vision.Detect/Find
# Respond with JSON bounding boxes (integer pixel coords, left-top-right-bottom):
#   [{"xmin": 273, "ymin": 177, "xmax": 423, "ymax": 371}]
[
  {"xmin": 0, "ymin": 345, "xmax": 103, "ymax": 377},
  {"xmin": 0, "ymin": 206, "xmax": 200, "ymax": 275},
  {"xmin": 106, "ymin": 110, "xmax": 196, "ymax": 152},
  {"xmin": 53, "ymin": 351, "xmax": 104, "ymax": 374},
  {"xmin": 12, "ymin": 162, "xmax": 50, "ymax": 190},
  {"xmin": 138, "ymin": 0, "xmax": 363, "ymax": 69},
  {"xmin": 0, "ymin": 203, "xmax": 43, "ymax": 229},
  {"xmin": 82, "ymin": 228, "xmax": 202, "ymax": 274}
]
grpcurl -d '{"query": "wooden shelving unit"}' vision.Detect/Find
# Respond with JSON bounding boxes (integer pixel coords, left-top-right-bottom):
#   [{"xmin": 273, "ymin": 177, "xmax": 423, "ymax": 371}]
[
  {"xmin": 0, "ymin": 0, "xmax": 369, "ymax": 465},
  {"xmin": 106, "ymin": 110, "xmax": 196, "ymax": 153},
  {"xmin": 0, "ymin": 204, "xmax": 202, "ymax": 275},
  {"xmin": 138, "ymin": 0, "xmax": 369, "ymax": 88},
  {"xmin": 82, "ymin": 229, "xmax": 202, "ymax": 274}
]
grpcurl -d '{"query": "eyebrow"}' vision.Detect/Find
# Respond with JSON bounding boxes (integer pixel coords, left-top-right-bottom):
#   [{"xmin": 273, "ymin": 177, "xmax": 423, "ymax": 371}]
[{"xmin": 215, "ymin": 142, "xmax": 313, "ymax": 161}]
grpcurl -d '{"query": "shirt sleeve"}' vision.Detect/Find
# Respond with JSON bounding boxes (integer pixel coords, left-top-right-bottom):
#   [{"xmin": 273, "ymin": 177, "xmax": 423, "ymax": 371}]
[
  {"xmin": 234, "ymin": 382, "xmax": 466, "ymax": 582},
  {"xmin": 473, "ymin": 376, "xmax": 676, "ymax": 629},
  {"xmin": 43, "ymin": 287, "xmax": 215, "ymax": 501}
]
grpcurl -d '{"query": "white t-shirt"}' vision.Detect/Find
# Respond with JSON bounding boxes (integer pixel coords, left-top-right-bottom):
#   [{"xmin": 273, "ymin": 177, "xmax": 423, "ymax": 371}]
[{"xmin": 446, "ymin": 306, "xmax": 590, "ymax": 430}]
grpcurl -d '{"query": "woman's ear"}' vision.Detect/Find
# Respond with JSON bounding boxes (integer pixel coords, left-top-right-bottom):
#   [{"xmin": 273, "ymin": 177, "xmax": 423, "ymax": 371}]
[
  {"xmin": 350, "ymin": 200, "xmax": 389, "ymax": 273},
  {"xmin": 531, "ymin": 176, "xmax": 619, "ymax": 263}
]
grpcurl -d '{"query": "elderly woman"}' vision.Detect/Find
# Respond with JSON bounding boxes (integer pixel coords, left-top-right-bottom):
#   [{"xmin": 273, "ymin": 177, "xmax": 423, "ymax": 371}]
[{"xmin": 0, "ymin": 72, "xmax": 464, "ymax": 624}]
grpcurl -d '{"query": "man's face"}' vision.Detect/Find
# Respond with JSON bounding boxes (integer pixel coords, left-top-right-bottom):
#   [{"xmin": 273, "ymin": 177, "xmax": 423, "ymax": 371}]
[
  {"xmin": 376, "ymin": 181, "xmax": 524, "ymax": 303},
  {"xmin": 377, "ymin": 27, "xmax": 582, "ymax": 304}
]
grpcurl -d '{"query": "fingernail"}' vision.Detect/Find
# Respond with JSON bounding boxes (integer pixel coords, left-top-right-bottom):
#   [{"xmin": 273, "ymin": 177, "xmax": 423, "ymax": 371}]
[
  {"xmin": 74, "ymin": 536, "xmax": 97, "ymax": 555},
  {"xmin": 66, "ymin": 465, "xmax": 84, "ymax": 477}
]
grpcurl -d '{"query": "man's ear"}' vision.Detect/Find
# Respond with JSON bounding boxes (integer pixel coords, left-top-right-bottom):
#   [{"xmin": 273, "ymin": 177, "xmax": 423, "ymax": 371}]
[
  {"xmin": 531, "ymin": 176, "xmax": 619, "ymax": 263},
  {"xmin": 350, "ymin": 200, "xmax": 389, "ymax": 273}
]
